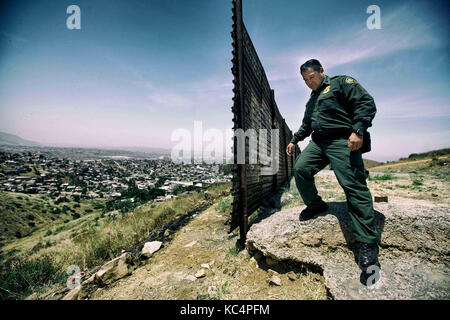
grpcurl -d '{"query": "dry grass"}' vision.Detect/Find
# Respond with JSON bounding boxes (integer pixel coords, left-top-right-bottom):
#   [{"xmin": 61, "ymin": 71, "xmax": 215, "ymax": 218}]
[
  {"xmin": 0, "ymin": 183, "xmax": 230, "ymax": 299},
  {"xmin": 89, "ymin": 194, "xmax": 328, "ymax": 301}
]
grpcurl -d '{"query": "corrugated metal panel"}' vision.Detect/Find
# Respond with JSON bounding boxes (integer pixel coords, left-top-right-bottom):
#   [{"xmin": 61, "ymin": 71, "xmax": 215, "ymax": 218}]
[{"xmin": 230, "ymin": 0, "xmax": 300, "ymax": 244}]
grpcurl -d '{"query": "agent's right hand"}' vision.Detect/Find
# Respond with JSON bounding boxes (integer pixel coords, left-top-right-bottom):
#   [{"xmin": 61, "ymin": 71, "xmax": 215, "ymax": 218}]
[{"xmin": 286, "ymin": 142, "xmax": 295, "ymax": 156}]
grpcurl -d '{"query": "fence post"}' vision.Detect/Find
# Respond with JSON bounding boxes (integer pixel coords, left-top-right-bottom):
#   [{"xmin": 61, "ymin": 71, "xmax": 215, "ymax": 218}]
[
  {"xmin": 235, "ymin": 0, "xmax": 248, "ymax": 247},
  {"xmin": 282, "ymin": 118, "xmax": 289, "ymax": 181}
]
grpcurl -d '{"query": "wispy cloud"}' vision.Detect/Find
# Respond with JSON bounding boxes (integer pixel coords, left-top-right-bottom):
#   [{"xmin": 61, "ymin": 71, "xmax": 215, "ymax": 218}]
[
  {"xmin": 265, "ymin": 5, "xmax": 442, "ymax": 82},
  {"xmin": 147, "ymin": 90, "xmax": 193, "ymax": 110},
  {"xmin": 376, "ymin": 95, "xmax": 450, "ymax": 120}
]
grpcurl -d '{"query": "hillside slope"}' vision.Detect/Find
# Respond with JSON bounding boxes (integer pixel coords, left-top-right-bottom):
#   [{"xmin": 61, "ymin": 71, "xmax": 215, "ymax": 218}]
[{"xmin": 0, "ymin": 132, "xmax": 40, "ymax": 146}]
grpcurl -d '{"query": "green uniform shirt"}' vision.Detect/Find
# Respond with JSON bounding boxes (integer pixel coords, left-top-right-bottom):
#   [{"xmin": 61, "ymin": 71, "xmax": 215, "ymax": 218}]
[{"xmin": 290, "ymin": 75, "xmax": 376, "ymax": 144}]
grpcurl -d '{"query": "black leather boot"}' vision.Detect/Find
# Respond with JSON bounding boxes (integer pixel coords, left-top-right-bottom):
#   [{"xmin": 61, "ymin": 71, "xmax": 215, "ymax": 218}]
[
  {"xmin": 299, "ymin": 201, "xmax": 329, "ymax": 221},
  {"xmin": 358, "ymin": 242, "xmax": 380, "ymax": 271}
]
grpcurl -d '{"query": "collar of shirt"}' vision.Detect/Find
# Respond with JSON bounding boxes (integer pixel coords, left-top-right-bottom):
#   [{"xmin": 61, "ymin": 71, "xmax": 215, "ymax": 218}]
[{"xmin": 315, "ymin": 75, "xmax": 330, "ymax": 93}]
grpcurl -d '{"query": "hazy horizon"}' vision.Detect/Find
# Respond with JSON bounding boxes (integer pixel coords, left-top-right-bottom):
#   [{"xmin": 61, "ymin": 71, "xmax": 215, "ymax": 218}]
[{"xmin": 1, "ymin": 0, "xmax": 449, "ymax": 162}]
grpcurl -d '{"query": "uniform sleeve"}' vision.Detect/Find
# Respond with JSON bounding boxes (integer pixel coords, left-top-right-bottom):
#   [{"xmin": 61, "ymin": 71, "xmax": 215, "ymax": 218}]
[
  {"xmin": 290, "ymin": 104, "xmax": 312, "ymax": 144},
  {"xmin": 340, "ymin": 77, "xmax": 376, "ymax": 134}
]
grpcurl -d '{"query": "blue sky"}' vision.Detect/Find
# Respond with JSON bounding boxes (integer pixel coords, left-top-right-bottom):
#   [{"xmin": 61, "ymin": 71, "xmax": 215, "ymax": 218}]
[{"xmin": 0, "ymin": 0, "xmax": 449, "ymax": 162}]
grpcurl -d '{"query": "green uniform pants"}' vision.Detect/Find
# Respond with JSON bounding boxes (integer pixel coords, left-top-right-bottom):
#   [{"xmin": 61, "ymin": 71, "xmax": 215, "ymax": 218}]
[{"xmin": 293, "ymin": 138, "xmax": 378, "ymax": 244}]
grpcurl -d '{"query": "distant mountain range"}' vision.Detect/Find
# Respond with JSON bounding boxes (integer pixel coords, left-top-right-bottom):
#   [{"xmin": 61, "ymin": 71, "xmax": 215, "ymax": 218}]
[
  {"xmin": 0, "ymin": 131, "xmax": 41, "ymax": 146},
  {"xmin": 0, "ymin": 131, "xmax": 170, "ymax": 155}
]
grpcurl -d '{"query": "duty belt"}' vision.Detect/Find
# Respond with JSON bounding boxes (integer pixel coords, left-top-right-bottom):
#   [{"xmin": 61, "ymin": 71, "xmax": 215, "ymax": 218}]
[{"xmin": 312, "ymin": 130, "xmax": 351, "ymax": 141}]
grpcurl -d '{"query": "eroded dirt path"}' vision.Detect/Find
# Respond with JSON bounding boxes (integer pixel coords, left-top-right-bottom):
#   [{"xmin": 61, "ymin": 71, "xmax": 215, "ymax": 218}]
[{"xmin": 90, "ymin": 199, "xmax": 328, "ymax": 300}]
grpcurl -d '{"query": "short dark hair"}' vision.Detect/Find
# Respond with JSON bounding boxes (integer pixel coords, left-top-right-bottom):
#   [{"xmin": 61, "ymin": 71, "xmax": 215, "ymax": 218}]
[{"xmin": 300, "ymin": 59, "xmax": 322, "ymax": 74}]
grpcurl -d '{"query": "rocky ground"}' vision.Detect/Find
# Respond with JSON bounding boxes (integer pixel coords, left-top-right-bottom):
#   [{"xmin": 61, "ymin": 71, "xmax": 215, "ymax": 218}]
[
  {"xmin": 38, "ymin": 166, "xmax": 449, "ymax": 301},
  {"xmin": 82, "ymin": 196, "xmax": 327, "ymax": 300}
]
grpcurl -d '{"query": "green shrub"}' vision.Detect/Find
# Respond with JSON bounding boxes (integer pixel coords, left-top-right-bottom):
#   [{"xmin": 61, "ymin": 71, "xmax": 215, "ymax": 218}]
[
  {"xmin": 215, "ymin": 198, "xmax": 232, "ymax": 213},
  {"xmin": 72, "ymin": 213, "xmax": 81, "ymax": 220},
  {"xmin": 227, "ymin": 246, "xmax": 238, "ymax": 256},
  {"xmin": 0, "ymin": 258, "xmax": 65, "ymax": 300},
  {"xmin": 369, "ymin": 174, "xmax": 394, "ymax": 181}
]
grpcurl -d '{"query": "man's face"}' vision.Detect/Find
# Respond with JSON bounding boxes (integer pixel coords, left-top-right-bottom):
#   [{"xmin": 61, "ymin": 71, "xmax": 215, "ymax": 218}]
[{"xmin": 301, "ymin": 67, "xmax": 324, "ymax": 91}]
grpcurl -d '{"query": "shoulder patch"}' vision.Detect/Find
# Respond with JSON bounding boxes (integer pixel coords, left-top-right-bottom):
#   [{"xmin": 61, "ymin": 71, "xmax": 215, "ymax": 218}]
[
  {"xmin": 323, "ymin": 85, "xmax": 330, "ymax": 94},
  {"xmin": 345, "ymin": 77, "xmax": 356, "ymax": 84}
]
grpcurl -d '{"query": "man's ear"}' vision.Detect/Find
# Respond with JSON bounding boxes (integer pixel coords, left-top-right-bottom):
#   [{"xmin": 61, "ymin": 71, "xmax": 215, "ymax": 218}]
[{"xmin": 319, "ymin": 67, "xmax": 324, "ymax": 75}]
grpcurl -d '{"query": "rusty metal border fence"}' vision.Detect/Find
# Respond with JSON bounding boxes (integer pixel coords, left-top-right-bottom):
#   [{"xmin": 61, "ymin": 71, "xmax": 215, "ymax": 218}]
[{"xmin": 230, "ymin": 0, "xmax": 300, "ymax": 245}]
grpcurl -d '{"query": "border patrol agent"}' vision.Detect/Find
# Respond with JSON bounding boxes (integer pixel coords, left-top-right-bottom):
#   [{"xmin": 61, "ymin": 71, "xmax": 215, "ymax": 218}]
[{"xmin": 286, "ymin": 59, "xmax": 380, "ymax": 272}]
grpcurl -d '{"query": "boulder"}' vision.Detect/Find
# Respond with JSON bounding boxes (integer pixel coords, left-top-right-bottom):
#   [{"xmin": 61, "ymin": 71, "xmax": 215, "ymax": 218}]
[
  {"xmin": 269, "ymin": 275, "xmax": 281, "ymax": 286},
  {"xmin": 62, "ymin": 287, "xmax": 81, "ymax": 300},
  {"xmin": 246, "ymin": 200, "xmax": 450, "ymax": 299},
  {"xmin": 141, "ymin": 241, "xmax": 163, "ymax": 258},
  {"xmin": 94, "ymin": 252, "xmax": 133, "ymax": 287}
]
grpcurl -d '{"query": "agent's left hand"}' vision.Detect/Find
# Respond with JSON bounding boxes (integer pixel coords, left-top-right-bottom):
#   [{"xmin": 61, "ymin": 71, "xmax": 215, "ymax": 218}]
[{"xmin": 348, "ymin": 132, "xmax": 363, "ymax": 151}]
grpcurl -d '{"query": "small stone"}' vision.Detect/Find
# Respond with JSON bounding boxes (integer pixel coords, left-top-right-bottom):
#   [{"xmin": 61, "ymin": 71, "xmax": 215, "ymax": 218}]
[
  {"xmin": 201, "ymin": 263, "xmax": 210, "ymax": 269},
  {"xmin": 142, "ymin": 241, "xmax": 163, "ymax": 258},
  {"xmin": 287, "ymin": 271, "xmax": 297, "ymax": 281},
  {"xmin": 62, "ymin": 287, "xmax": 81, "ymax": 300},
  {"xmin": 164, "ymin": 229, "xmax": 170, "ymax": 237},
  {"xmin": 431, "ymin": 193, "xmax": 438, "ymax": 197},
  {"xmin": 195, "ymin": 269, "xmax": 206, "ymax": 278},
  {"xmin": 185, "ymin": 275, "xmax": 197, "ymax": 282},
  {"xmin": 184, "ymin": 240, "xmax": 197, "ymax": 248},
  {"xmin": 269, "ymin": 275, "xmax": 281, "ymax": 286},
  {"xmin": 94, "ymin": 252, "xmax": 132, "ymax": 286},
  {"xmin": 209, "ymin": 260, "xmax": 215, "ymax": 266}
]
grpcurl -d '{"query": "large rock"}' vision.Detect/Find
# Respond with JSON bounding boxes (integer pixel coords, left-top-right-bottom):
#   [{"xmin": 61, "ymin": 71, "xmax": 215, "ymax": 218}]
[
  {"xmin": 94, "ymin": 252, "xmax": 133, "ymax": 287},
  {"xmin": 62, "ymin": 287, "xmax": 81, "ymax": 300},
  {"xmin": 246, "ymin": 200, "xmax": 450, "ymax": 300}
]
